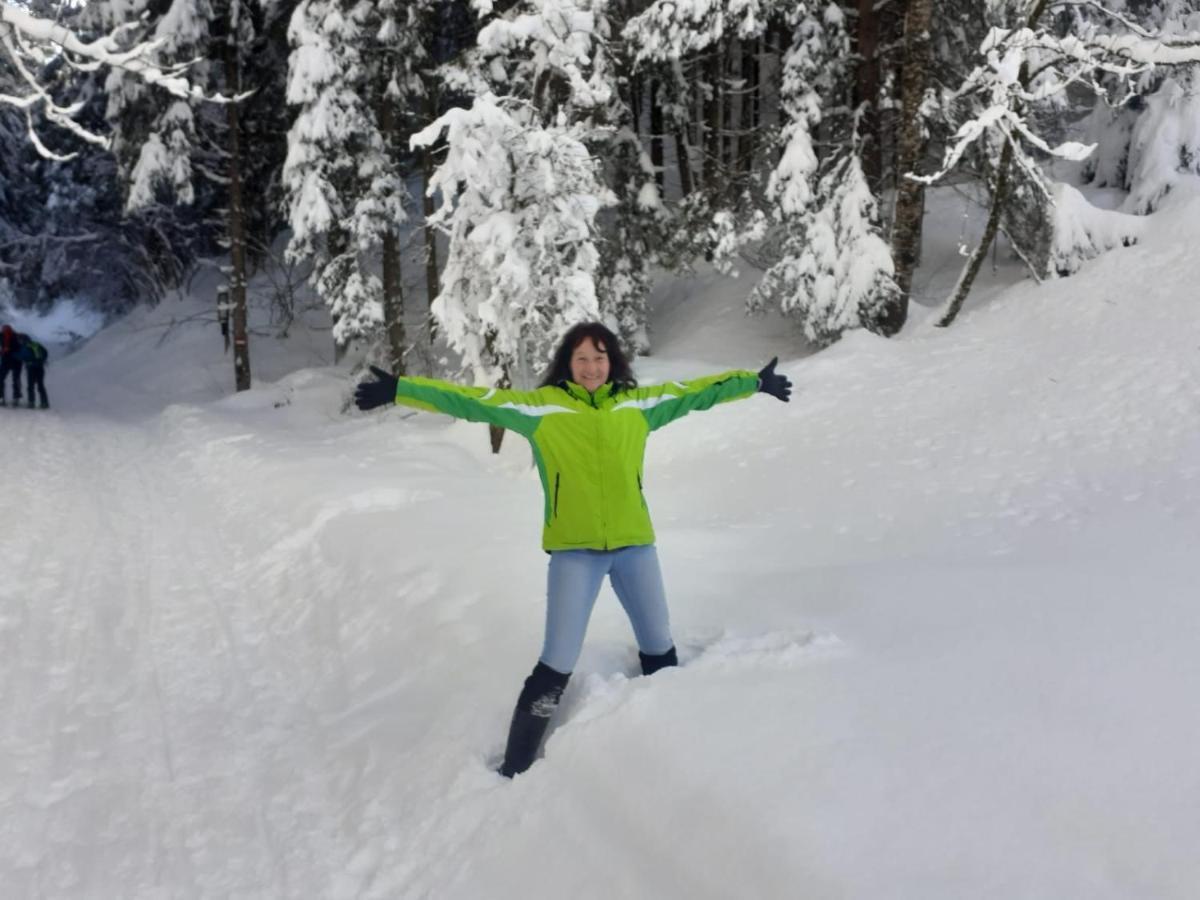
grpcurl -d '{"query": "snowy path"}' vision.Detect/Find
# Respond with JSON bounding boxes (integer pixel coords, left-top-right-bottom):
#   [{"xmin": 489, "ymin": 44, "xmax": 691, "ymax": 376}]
[{"xmin": 0, "ymin": 410, "xmax": 371, "ymax": 897}]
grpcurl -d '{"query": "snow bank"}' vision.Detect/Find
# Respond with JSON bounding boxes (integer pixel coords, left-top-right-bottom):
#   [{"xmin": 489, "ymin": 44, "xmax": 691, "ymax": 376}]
[{"xmin": 1048, "ymin": 181, "xmax": 1144, "ymax": 276}]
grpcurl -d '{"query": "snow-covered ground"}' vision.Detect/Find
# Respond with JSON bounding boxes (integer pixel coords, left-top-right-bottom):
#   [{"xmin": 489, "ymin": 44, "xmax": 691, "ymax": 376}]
[{"xmin": 2, "ymin": 184, "xmax": 1199, "ymax": 899}]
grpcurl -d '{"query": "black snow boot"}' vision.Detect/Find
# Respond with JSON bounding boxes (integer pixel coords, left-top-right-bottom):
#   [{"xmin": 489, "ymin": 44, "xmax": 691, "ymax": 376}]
[
  {"xmin": 639, "ymin": 646, "xmax": 678, "ymax": 676},
  {"xmin": 26, "ymin": 397, "xmax": 34, "ymax": 409},
  {"xmin": 499, "ymin": 661, "xmax": 570, "ymax": 778}
]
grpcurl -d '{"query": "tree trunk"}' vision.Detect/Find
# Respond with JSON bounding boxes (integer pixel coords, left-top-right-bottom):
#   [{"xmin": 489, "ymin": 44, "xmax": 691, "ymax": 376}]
[
  {"xmin": 487, "ymin": 374, "xmax": 511, "ymax": 454},
  {"xmin": 937, "ymin": 139, "xmax": 1013, "ymax": 328},
  {"xmin": 422, "ymin": 88, "xmax": 441, "ymax": 343},
  {"xmin": 675, "ymin": 127, "xmax": 693, "ymax": 197},
  {"xmin": 774, "ymin": 19, "xmax": 787, "ymax": 166},
  {"xmin": 936, "ymin": 0, "xmax": 1048, "ymax": 328},
  {"xmin": 379, "ymin": 99, "xmax": 406, "ymax": 374},
  {"xmin": 723, "ymin": 38, "xmax": 737, "ymax": 183},
  {"xmin": 224, "ymin": 29, "xmax": 251, "ymax": 392},
  {"xmin": 888, "ymin": 0, "xmax": 935, "ymax": 335},
  {"xmin": 630, "ymin": 72, "xmax": 642, "ymax": 139},
  {"xmin": 704, "ymin": 46, "xmax": 721, "ymax": 191},
  {"xmin": 740, "ymin": 36, "xmax": 759, "ymax": 177},
  {"xmin": 856, "ymin": 0, "xmax": 882, "ymax": 187},
  {"xmin": 649, "ymin": 77, "xmax": 665, "ymax": 192},
  {"xmin": 381, "ymin": 228, "xmax": 405, "ymax": 373}
]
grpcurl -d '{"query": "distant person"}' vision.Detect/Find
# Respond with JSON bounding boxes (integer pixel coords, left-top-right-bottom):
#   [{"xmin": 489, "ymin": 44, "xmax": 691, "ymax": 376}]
[
  {"xmin": 17, "ymin": 333, "xmax": 49, "ymax": 409},
  {"xmin": 354, "ymin": 322, "xmax": 792, "ymax": 778},
  {"xmin": 0, "ymin": 324, "xmax": 22, "ymax": 407}
]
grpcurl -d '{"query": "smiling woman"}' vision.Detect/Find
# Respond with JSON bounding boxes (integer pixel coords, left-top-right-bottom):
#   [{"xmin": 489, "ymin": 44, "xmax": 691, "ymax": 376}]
[{"xmin": 354, "ymin": 321, "xmax": 792, "ymax": 777}]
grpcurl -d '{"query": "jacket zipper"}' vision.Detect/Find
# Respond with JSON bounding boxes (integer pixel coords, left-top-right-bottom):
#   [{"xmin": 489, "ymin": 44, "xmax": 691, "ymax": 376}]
[{"xmin": 554, "ymin": 473, "xmax": 561, "ymax": 518}]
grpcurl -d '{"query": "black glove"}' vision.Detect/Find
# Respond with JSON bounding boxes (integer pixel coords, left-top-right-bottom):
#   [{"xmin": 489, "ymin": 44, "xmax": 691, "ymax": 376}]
[
  {"xmin": 757, "ymin": 357, "xmax": 792, "ymax": 402},
  {"xmin": 355, "ymin": 365, "xmax": 398, "ymax": 411}
]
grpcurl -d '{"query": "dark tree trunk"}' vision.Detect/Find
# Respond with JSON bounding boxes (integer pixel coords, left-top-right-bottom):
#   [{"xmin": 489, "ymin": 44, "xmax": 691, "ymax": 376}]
[
  {"xmin": 723, "ymin": 38, "xmax": 736, "ymax": 182},
  {"xmin": 937, "ymin": 140, "xmax": 1013, "ymax": 328},
  {"xmin": 649, "ymin": 77, "xmax": 664, "ymax": 191},
  {"xmin": 488, "ymin": 373, "xmax": 511, "ymax": 454},
  {"xmin": 379, "ymin": 98, "xmax": 406, "ymax": 373},
  {"xmin": 381, "ymin": 229, "xmax": 405, "ymax": 373},
  {"xmin": 422, "ymin": 89, "xmax": 441, "ymax": 342},
  {"xmin": 772, "ymin": 18, "xmax": 788, "ymax": 167},
  {"xmin": 223, "ymin": 29, "xmax": 251, "ymax": 392},
  {"xmin": 740, "ymin": 36, "xmax": 759, "ymax": 177},
  {"xmin": 704, "ymin": 46, "xmax": 722, "ymax": 191},
  {"xmin": 675, "ymin": 127, "xmax": 694, "ymax": 197},
  {"xmin": 937, "ymin": 0, "xmax": 1049, "ymax": 327},
  {"xmin": 630, "ymin": 72, "xmax": 643, "ymax": 138},
  {"xmin": 856, "ymin": 0, "xmax": 883, "ymax": 187},
  {"xmin": 888, "ymin": 0, "xmax": 935, "ymax": 335}
]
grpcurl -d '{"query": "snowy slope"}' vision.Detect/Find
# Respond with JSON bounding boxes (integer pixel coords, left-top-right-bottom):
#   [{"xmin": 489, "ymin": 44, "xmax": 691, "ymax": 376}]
[{"xmin": 2, "ymin": 185, "xmax": 1199, "ymax": 899}]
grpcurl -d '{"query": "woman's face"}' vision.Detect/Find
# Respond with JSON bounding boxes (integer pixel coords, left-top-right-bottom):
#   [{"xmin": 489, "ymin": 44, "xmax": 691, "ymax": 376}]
[{"xmin": 570, "ymin": 338, "xmax": 611, "ymax": 393}]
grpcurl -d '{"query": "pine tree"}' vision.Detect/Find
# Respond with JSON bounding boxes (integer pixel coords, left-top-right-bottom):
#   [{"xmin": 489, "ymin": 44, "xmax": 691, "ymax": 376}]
[
  {"xmin": 413, "ymin": 0, "xmax": 629, "ymax": 453},
  {"xmin": 86, "ymin": 0, "xmax": 295, "ymax": 390},
  {"xmin": 412, "ymin": 93, "xmax": 611, "ymax": 392},
  {"xmin": 741, "ymin": 2, "xmax": 898, "ymax": 344},
  {"xmin": 285, "ymin": 0, "xmax": 424, "ymax": 368}
]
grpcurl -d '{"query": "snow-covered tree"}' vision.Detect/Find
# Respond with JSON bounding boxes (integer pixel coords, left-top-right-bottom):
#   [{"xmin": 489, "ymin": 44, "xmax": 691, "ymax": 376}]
[
  {"xmin": 415, "ymin": 0, "xmax": 638, "ymax": 414},
  {"xmin": 284, "ymin": 0, "xmax": 424, "ymax": 366},
  {"xmin": 623, "ymin": 0, "xmax": 777, "ymax": 273},
  {"xmin": 750, "ymin": 126, "xmax": 899, "ymax": 346},
  {"xmin": 412, "ymin": 93, "xmax": 611, "ymax": 390},
  {"xmin": 916, "ymin": 0, "xmax": 1200, "ymax": 325},
  {"xmin": 469, "ymin": 0, "xmax": 659, "ymax": 353},
  {"xmin": 0, "ymin": 0, "xmax": 215, "ymax": 157},
  {"xmin": 738, "ymin": 2, "xmax": 897, "ymax": 344},
  {"xmin": 1080, "ymin": 0, "xmax": 1200, "ymax": 214}
]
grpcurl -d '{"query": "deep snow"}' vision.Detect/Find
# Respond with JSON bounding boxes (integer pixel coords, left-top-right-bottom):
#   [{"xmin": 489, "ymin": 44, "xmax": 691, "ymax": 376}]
[{"xmin": 1, "ymin": 184, "xmax": 1199, "ymax": 899}]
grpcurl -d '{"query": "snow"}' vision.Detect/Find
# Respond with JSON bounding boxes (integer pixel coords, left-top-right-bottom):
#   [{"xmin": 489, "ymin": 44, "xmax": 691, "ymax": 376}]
[
  {"xmin": 1049, "ymin": 181, "xmax": 1144, "ymax": 276},
  {"xmin": 0, "ymin": 297, "xmax": 105, "ymax": 348},
  {"xmin": 3, "ymin": 184, "xmax": 1200, "ymax": 897}
]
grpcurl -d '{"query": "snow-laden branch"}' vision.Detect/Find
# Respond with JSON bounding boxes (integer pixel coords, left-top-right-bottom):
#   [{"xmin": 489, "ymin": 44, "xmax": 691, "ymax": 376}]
[
  {"xmin": 986, "ymin": 24, "xmax": 1200, "ymax": 69},
  {"xmin": 909, "ymin": 18, "xmax": 1198, "ymax": 190},
  {"xmin": 1047, "ymin": 0, "xmax": 1200, "ymax": 47},
  {"xmin": 623, "ymin": 0, "xmax": 776, "ymax": 65},
  {"xmin": 0, "ymin": 2, "xmax": 236, "ymax": 157}
]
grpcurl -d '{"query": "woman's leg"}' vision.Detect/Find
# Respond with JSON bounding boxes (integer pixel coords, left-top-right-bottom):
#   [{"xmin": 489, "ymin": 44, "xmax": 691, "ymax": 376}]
[
  {"xmin": 609, "ymin": 545, "xmax": 675, "ymax": 660},
  {"xmin": 539, "ymin": 550, "xmax": 609, "ymax": 674},
  {"xmin": 502, "ymin": 551, "xmax": 608, "ymax": 777}
]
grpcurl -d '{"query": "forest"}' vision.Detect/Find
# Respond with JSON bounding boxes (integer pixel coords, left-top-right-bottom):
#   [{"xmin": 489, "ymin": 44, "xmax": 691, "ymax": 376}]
[{"xmin": 1, "ymin": 0, "xmax": 1198, "ymax": 391}]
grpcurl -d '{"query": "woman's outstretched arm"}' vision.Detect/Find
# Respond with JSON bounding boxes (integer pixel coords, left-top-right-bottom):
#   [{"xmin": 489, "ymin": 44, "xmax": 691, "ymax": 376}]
[
  {"xmin": 355, "ymin": 367, "xmax": 568, "ymax": 438},
  {"xmin": 616, "ymin": 359, "xmax": 790, "ymax": 432}
]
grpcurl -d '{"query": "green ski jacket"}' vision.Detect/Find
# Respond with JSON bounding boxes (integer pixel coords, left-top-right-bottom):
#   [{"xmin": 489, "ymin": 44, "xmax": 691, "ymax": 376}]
[{"xmin": 392, "ymin": 371, "xmax": 761, "ymax": 551}]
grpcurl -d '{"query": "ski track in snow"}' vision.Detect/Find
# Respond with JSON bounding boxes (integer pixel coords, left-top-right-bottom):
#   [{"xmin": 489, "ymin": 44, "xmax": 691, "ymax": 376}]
[{"xmin": 0, "ymin": 410, "xmax": 380, "ymax": 898}]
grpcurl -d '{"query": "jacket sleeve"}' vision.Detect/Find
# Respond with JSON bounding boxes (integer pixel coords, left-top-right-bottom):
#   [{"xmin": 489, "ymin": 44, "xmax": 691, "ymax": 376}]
[
  {"xmin": 623, "ymin": 370, "xmax": 761, "ymax": 432},
  {"xmin": 393, "ymin": 377, "xmax": 552, "ymax": 438}
]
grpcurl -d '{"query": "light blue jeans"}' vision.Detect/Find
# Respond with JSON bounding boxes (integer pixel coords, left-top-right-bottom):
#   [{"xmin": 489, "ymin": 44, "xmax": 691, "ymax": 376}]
[{"xmin": 539, "ymin": 545, "xmax": 675, "ymax": 674}]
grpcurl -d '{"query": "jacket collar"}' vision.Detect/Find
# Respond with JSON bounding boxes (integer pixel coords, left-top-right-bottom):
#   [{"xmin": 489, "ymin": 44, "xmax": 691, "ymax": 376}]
[{"xmin": 562, "ymin": 380, "xmax": 613, "ymax": 405}]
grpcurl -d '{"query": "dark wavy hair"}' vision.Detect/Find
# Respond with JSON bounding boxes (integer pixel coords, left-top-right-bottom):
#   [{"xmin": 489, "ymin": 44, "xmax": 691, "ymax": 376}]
[{"xmin": 540, "ymin": 322, "xmax": 637, "ymax": 392}]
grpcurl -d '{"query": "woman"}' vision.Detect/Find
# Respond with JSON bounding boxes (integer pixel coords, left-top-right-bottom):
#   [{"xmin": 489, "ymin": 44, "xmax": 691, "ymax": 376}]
[{"xmin": 354, "ymin": 323, "xmax": 792, "ymax": 777}]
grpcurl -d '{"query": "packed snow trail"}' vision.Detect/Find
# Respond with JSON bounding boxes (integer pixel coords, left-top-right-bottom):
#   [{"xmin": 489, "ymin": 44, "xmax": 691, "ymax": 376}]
[
  {"xmin": 0, "ymin": 407, "xmax": 375, "ymax": 897},
  {"xmin": 2, "ymin": 184, "xmax": 1200, "ymax": 897}
]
